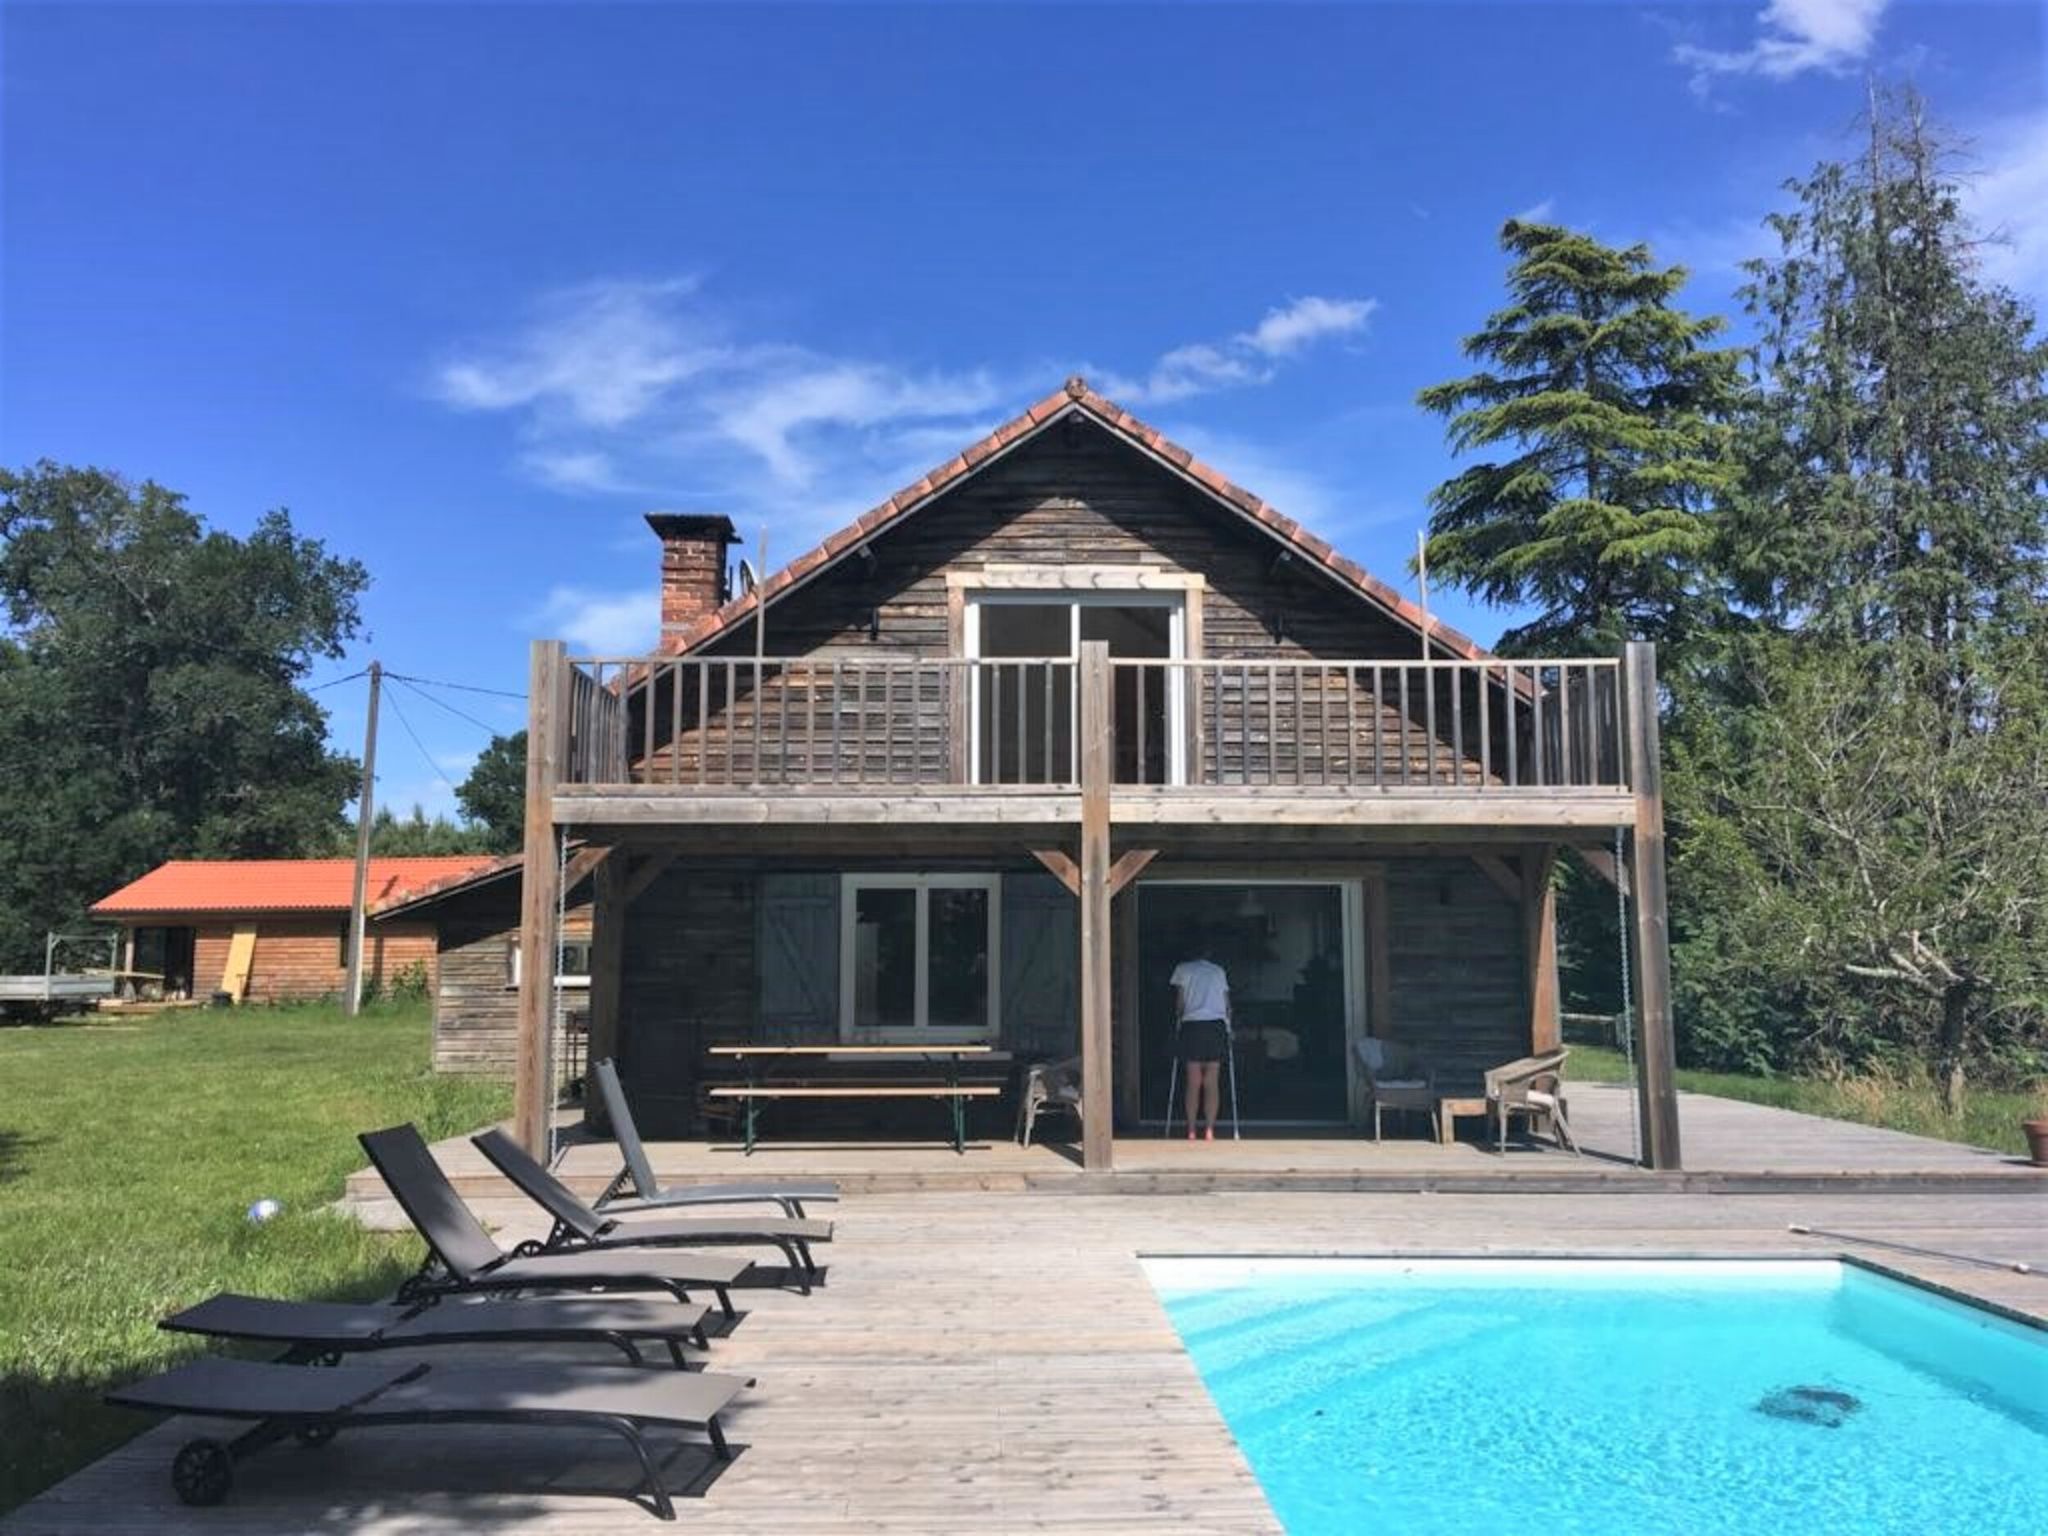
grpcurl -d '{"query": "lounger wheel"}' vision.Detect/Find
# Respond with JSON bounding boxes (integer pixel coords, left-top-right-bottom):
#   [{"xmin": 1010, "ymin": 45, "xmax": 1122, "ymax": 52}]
[
  {"xmin": 510, "ymin": 1238, "xmax": 549, "ymax": 1259},
  {"xmin": 171, "ymin": 1438, "xmax": 233, "ymax": 1506}
]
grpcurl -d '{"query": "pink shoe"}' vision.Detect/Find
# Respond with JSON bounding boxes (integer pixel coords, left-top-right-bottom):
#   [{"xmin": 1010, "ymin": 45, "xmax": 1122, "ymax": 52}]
[
  {"xmin": 1186, "ymin": 1127, "xmax": 1197, "ymax": 1141},
  {"xmin": 1204, "ymin": 1126, "xmax": 1215, "ymax": 1142}
]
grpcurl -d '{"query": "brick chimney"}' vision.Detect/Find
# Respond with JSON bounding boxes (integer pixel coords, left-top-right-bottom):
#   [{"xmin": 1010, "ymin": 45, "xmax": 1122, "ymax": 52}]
[{"xmin": 646, "ymin": 513, "xmax": 738, "ymax": 638}]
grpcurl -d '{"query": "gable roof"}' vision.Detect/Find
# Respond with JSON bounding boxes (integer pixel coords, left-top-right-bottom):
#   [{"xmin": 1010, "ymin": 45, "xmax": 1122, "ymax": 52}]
[
  {"xmin": 90, "ymin": 857, "xmax": 498, "ymax": 918},
  {"xmin": 663, "ymin": 376, "xmax": 1497, "ymax": 662}
]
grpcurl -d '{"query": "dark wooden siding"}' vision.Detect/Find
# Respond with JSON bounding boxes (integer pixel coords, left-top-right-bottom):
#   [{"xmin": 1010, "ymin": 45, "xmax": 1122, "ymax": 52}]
[
  {"xmin": 428, "ymin": 898, "xmax": 591, "ymax": 1074},
  {"xmin": 1383, "ymin": 859, "xmax": 1527, "ymax": 1083},
  {"xmin": 615, "ymin": 867, "xmax": 757, "ymax": 1137},
  {"xmin": 629, "ymin": 422, "xmax": 1535, "ymax": 787}
]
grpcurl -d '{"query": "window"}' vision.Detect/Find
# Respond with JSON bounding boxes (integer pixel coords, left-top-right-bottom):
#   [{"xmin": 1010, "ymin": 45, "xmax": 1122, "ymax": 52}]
[
  {"xmin": 839, "ymin": 874, "xmax": 999, "ymax": 1041},
  {"xmin": 507, "ymin": 938, "xmax": 593, "ymax": 989},
  {"xmin": 966, "ymin": 591, "xmax": 1187, "ymax": 785}
]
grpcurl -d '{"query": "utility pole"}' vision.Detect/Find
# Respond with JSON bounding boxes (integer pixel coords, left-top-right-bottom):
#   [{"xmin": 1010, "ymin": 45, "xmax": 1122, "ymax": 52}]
[
  {"xmin": 1416, "ymin": 529, "xmax": 1432, "ymax": 661},
  {"xmin": 343, "ymin": 660, "xmax": 382, "ymax": 1017}
]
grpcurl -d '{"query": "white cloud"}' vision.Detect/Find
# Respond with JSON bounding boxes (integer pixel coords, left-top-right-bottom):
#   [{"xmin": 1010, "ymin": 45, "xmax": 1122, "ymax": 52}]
[
  {"xmin": 434, "ymin": 277, "xmax": 722, "ymax": 430},
  {"xmin": 708, "ymin": 362, "xmax": 1006, "ymax": 487},
  {"xmin": 520, "ymin": 448, "xmax": 629, "ymax": 494},
  {"xmin": 1676, "ymin": 0, "xmax": 1888, "ymax": 87},
  {"xmin": 1241, "ymin": 296, "xmax": 1379, "ymax": 358},
  {"xmin": 534, "ymin": 585, "xmax": 660, "ymax": 655},
  {"xmin": 1967, "ymin": 109, "xmax": 2048, "ymax": 300},
  {"xmin": 1097, "ymin": 294, "xmax": 1376, "ymax": 403}
]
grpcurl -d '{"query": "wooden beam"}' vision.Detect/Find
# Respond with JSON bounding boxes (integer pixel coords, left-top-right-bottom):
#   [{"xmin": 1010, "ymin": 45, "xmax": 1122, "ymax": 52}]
[
  {"xmin": 1077, "ymin": 640, "xmax": 1115, "ymax": 1172},
  {"xmin": 513, "ymin": 640, "xmax": 567, "ymax": 1157},
  {"xmin": 561, "ymin": 844, "xmax": 613, "ymax": 893},
  {"xmin": 1106, "ymin": 848, "xmax": 1159, "ymax": 899},
  {"xmin": 583, "ymin": 853, "xmax": 627, "ymax": 1133},
  {"xmin": 1522, "ymin": 845, "xmax": 1560, "ymax": 1054},
  {"xmin": 1623, "ymin": 641, "xmax": 1682, "ymax": 1171},
  {"xmin": 1572, "ymin": 845, "xmax": 1621, "ymax": 888},
  {"xmin": 1362, "ymin": 866, "xmax": 1393, "ymax": 1040},
  {"xmin": 622, "ymin": 850, "xmax": 675, "ymax": 903},
  {"xmin": 1029, "ymin": 847, "xmax": 1081, "ymax": 897},
  {"xmin": 1472, "ymin": 854, "xmax": 1522, "ymax": 903}
]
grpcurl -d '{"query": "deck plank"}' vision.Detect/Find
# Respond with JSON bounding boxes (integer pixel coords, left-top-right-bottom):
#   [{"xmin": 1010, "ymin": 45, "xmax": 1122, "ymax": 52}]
[{"xmin": 11, "ymin": 1177, "xmax": 2045, "ymax": 1535}]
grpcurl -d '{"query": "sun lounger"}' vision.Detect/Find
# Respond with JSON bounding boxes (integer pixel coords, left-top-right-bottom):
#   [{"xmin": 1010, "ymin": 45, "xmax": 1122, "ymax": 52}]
[
  {"xmin": 592, "ymin": 1058, "xmax": 839, "ymax": 1217},
  {"xmin": 471, "ymin": 1127, "xmax": 832, "ymax": 1292},
  {"xmin": 163, "ymin": 1291, "xmax": 712, "ymax": 1369},
  {"xmin": 106, "ymin": 1356, "xmax": 749, "ymax": 1519},
  {"xmin": 359, "ymin": 1124, "xmax": 750, "ymax": 1321}
]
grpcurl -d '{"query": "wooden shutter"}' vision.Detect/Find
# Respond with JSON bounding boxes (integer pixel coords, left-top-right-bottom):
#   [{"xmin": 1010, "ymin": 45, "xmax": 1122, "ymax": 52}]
[
  {"xmin": 1002, "ymin": 873, "xmax": 1077, "ymax": 1057},
  {"xmin": 757, "ymin": 873, "xmax": 840, "ymax": 1043}
]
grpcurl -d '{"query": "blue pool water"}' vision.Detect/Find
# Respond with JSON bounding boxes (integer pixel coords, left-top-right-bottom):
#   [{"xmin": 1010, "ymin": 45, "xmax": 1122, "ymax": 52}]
[{"xmin": 1148, "ymin": 1258, "xmax": 2048, "ymax": 1536}]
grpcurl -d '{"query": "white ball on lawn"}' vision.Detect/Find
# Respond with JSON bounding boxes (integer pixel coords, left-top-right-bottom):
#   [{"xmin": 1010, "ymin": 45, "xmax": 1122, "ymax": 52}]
[{"xmin": 246, "ymin": 1198, "xmax": 283, "ymax": 1224}]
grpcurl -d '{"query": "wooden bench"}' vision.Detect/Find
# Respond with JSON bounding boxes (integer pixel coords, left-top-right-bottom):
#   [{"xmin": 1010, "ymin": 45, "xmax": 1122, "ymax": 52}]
[{"xmin": 706, "ymin": 1046, "xmax": 1006, "ymax": 1154}]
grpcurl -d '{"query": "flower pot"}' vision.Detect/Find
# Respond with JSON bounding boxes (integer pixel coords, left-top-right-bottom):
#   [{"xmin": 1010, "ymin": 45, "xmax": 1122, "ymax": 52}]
[{"xmin": 2024, "ymin": 1119, "xmax": 2048, "ymax": 1168}]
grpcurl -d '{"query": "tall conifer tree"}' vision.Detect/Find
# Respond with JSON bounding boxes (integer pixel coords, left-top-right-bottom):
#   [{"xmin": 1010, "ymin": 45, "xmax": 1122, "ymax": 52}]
[{"xmin": 1418, "ymin": 221, "xmax": 1742, "ymax": 654}]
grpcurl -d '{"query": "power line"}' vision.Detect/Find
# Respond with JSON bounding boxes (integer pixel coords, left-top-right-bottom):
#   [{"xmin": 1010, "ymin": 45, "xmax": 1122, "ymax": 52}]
[
  {"xmin": 379, "ymin": 683, "xmax": 463, "ymax": 803},
  {"xmin": 389, "ymin": 675, "xmax": 506, "ymax": 739},
  {"xmin": 307, "ymin": 668, "xmax": 368, "ymax": 693},
  {"xmin": 384, "ymin": 669, "xmax": 526, "ymax": 701}
]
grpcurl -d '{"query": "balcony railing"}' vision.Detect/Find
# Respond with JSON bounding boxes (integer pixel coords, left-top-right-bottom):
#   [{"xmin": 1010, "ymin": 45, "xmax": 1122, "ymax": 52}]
[{"xmin": 550, "ymin": 650, "xmax": 1631, "ymax": 795}]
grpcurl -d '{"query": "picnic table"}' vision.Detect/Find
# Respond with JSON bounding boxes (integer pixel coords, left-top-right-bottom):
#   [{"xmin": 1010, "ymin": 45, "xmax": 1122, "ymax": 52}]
[{"xmin": 706, "ymin": 1045, "xmax": 1007, "ymax": 1154}]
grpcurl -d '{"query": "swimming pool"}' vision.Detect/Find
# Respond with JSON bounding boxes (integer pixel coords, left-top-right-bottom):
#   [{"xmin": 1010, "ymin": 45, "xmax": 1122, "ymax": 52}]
[{"xmin": 1147, "ymin": 1257, "xmax": 2048, "ymax": 1536}]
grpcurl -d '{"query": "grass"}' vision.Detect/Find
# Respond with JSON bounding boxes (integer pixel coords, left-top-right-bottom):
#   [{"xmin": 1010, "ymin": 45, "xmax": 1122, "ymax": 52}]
[
  {"xmin": 0, "ymin": 999, "xmax": 509, "ymax": 1514},
  {"xmin": 1566, "ymin": 1042, "xmax": 2042, "ymax": 1158}
]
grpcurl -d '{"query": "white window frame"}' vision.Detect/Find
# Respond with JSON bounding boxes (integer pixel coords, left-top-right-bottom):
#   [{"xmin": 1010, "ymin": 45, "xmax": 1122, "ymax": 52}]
[
  {"xmin": 838, "ymin": 873, "xmax": 1001, "ymax": 1042},
  {"xmin": 507, "ymin": 937, "xmax": 593, "ymax": 991},
  {"xmin": 962, "ymin": 588, "xmax": 1189, "ymax": 785}
]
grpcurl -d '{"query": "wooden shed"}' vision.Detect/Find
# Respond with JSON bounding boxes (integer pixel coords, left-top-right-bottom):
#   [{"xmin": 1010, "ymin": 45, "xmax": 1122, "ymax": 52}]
[{"xmin": 89, "ymin": 857, "xmax": 494, "ymax": 1003}]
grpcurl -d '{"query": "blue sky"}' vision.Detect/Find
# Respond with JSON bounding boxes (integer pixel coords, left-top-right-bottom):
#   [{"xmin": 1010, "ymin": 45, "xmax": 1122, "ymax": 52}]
[{"xmin": 5, "ymin": 1, "xmax": 2044, "ymax": 819}]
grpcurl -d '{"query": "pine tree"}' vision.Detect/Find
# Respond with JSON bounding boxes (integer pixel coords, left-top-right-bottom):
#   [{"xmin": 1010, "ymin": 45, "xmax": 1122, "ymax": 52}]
[
  {"xmin": 1417, "ymin": 220, "xmax": 1743, "ymax": 655},
  {"xmin": 1675, "ymin": 89, "xmax": 2048, "ymax": 1106}
]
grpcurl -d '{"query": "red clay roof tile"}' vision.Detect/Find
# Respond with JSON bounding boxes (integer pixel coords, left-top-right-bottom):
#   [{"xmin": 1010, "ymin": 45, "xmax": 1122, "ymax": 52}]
[
  {"xmin": 662, "ymin": 380, "xmax": 1502, "ymax": 665},
  {"xmin": 90, "ymin": 857, "xmax": 498, "ymax": 918}
]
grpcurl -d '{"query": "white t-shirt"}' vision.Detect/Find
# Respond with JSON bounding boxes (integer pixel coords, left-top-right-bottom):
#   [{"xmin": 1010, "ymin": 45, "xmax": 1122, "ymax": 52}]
[{"xmin": 1170, "ymin": 958, "xmax": 1231, "ymax": 1023}]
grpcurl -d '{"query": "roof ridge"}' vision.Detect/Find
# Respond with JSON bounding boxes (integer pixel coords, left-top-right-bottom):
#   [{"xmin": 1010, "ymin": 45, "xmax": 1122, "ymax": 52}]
[{"xmin": 657, "ymin": 378, "xmax": 1496, "ymax": 663}]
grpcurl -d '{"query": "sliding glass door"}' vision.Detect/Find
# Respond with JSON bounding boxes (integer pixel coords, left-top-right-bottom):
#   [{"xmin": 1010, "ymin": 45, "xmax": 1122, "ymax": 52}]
[{"xmin": 968, "ymin": 594, "xmax": 1184, "ymax": 784}]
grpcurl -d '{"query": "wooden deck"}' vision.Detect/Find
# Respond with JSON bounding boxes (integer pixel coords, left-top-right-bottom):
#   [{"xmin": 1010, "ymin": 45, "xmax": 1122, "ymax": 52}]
[
  {"xmin": 341, "ymin": 1083, "xmax": 2043, "ymax": 1212},
  {"xmin": 12, "ymin": 1179, "xmax": 2044, "ymax": 1535}
]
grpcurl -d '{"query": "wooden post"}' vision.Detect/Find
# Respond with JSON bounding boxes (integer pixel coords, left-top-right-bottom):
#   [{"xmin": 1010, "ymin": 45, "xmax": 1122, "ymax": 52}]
[
  {"xmin": 583, "ymin": 851, "xmax": 628, "ymax": 1134},
  {"xmin": 343, "ymin": 661, "xmax": 381, "ymax": 1016},
  {"xmin": 1362, "ymin": 866, "xmax": 1392, "ymax": 1039},
  {"xmin": 1077, "ymin": 639, "xmax": 1114, "ymax": 1171},
  {"xmin": 1114, "ymin": 884, "xmax": 1142, "ymax": 1127},
  {"xmin": 514, "ymin": 640, "xmax": 567, "ymax": 1158},
  {"xmin": 1622, "ymin": 641, "xmax": 1682, "ymax": 1170},
  {"xmin": 1523, "ymin": 846, "xmax": 1560, "ymax": 1054}
]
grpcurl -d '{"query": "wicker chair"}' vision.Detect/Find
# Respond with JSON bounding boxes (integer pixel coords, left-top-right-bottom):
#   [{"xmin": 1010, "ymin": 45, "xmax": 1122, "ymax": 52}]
[
  {"xmin": 1483, "ymin": 1049, "xmax": 1577, "ymax": 1153},
  {"xmin": 1355, "ymin": 1037, "xmax": 1440, "ymax": 1142}
]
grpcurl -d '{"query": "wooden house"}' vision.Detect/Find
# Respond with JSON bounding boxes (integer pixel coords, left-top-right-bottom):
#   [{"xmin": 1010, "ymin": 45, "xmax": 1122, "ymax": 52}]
[
  {"xmin": 510, "ymin": 379, "xmax": 1681, "ymax": 1170},
  {"xmin": 90, "ymin": 857, "xmax": 493, "ymax": 1003},
  {"xmin": 369, "ymin": 857, "xmax": 595, "ymax": 1073}
]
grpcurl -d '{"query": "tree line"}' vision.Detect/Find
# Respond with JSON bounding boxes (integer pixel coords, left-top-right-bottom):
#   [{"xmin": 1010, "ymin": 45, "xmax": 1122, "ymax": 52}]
[
  {"xmin": 0, "ymin": 467, "xmax": 527, "ymax": 971},
  {"xmin": 1419, "ymin": 89, "xmax": 2047, "ymax": 1102}
]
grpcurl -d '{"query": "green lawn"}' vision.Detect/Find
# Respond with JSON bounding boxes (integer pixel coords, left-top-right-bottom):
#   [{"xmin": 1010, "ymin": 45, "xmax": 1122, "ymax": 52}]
[
  {"xmin": 1566, "ymin": 1041, "xmax": 2039, "ymax": 1157},
  {"xmin": 0, "ymin": 999, "xmax": 509, "ymax": 1513}
]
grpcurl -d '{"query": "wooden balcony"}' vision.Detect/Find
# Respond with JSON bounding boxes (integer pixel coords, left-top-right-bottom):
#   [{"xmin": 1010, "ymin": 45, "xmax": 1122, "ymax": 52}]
[{"xmin": 536, "ymin": 643, "xmax": 1645, "ymax": 834}]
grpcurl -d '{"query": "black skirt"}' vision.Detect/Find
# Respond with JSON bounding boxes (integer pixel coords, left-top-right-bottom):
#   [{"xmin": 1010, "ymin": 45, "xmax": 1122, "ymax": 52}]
[{"xmin": 1178, "ymin": 1018, "xmax": 1228, "ymax": 1064}]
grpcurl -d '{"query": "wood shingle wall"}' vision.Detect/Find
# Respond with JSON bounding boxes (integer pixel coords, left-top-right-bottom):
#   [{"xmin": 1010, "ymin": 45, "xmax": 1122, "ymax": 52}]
[{"xmin": 622, "ymin": 424, "xmax": 1585, "ymax": 789}]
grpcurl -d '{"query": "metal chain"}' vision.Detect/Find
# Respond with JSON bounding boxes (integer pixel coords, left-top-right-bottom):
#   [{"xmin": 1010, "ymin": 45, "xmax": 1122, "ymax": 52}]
[
  {"xmin": 1615, "ymin": 824, "xmax": 1641, "ymax": 1164},
  {"xmin": 546, "ymin": 826, "xmax": 569, "ymax": 1167}
]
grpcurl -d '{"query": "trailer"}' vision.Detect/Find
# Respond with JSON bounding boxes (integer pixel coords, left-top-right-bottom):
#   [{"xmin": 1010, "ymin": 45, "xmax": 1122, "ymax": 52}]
[{"xmin": 0, "ymin": 931, "xmax": 122, "ymax": 1021}]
